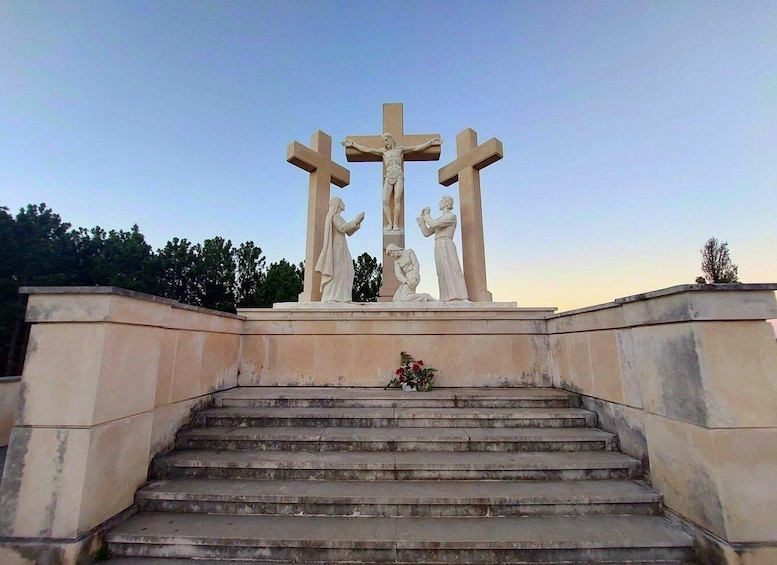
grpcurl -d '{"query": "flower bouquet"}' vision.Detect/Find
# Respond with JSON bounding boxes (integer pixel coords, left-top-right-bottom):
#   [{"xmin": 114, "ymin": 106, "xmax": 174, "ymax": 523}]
[{"xmin": 385, "ymin": 351, "xmax": 437, "ymax": 392}]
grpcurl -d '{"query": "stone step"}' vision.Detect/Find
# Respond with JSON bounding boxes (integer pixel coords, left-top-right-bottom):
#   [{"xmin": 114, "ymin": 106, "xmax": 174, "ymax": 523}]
[
  {"xmin": 108, "ymin": 557, "xmax": 698, "ymax": 565},
  {"xmin": 136, "ymin": 478, "xmax": 662, "ymax": 517},
  {"xmin": 195, "ymin": 406, "xmax": 597, "ymax": 429},
  {"xmin": 214, "ymin": 386, "xmax": 581, "ymax": 409},
  {"xmin": 106, "ymin": 513, "xmax": 695, "ymax": 564},
  {"xmin": 176, "ymin": 426, "xmax": 616, "ymax": 452},
  {"xmin": 151, "ymin": 450, "xmax": 642, "ymax": 481}
]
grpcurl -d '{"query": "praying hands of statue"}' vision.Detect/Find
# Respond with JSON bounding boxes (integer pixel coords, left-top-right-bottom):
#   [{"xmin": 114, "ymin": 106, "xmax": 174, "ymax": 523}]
[{"xmin": 355, "ymin": 211, "xmax": 365, "ymax": 225}]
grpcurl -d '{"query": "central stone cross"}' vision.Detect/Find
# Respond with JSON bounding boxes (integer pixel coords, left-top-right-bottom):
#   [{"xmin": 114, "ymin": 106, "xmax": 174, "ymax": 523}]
[{"xmin": 344, "ymin": 103, "xmax": 441, "ymax": 300}]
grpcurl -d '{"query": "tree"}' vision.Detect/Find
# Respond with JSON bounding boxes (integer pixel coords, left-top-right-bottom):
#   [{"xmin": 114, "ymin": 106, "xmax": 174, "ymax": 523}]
[
  {"xmin": 695, "ymin": 237, "xmax": 739, "ymax": 284},
  {"xmin": 196, "ymin": 237, "xmax": 237, "ymax": 312},
  {"xmin": 257, "ymin": 259, "xmax": 303, "ymax": 307},
  {"xmin": 234, "ymin": 241, "xmax": 266, "ymax": 307},
  {"xmin": 75, "ymin": 225, "xmax": 159, "ymax": 294},
  {"xmin": 352, "ymin": 252, "xmax": 382, "ymax": 302},
  {"xmin": 0, "ymin": 207, "xmax": 21, "ymax": 376},
  {"xmin": 156, "ymin": 238, "xmax": 201, "ymax": 304},
  {"xmin": 0, "ymin": 203, "xmax": 80, "ymax": 375}
]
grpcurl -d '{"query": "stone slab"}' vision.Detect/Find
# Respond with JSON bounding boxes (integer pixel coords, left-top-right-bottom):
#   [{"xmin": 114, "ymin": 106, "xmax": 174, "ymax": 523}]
[
  {"xmin": 108, "ymin": 512, "xmax": 693, "ymax": 550},
  {"xmin": 266, "ymin": 301, "xmax": 534, "ymax": 310},
  {"xmin": 214, "ymin": 386, "xmax": 577, "ymax": 406},
  {"xmin": 138, "ymin": 477, "xmax": 659, "ymax": 506}
]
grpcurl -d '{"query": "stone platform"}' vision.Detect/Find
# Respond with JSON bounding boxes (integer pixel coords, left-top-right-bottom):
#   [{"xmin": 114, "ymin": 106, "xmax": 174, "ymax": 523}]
[{"xmin": 238, "ymin": 305, "xmax": 557, "ymax": 388}]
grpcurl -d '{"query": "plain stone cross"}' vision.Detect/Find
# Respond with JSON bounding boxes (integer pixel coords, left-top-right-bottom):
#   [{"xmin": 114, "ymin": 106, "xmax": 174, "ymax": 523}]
[
  {"xmin": 344, "ymin": 103, "xmax": 441, "ymax": 300},
  {"xmin": 438, "ymin": 128, "xmax": 503, "ymax": 302},
  {"xmin": 287, "ymin": 130, "xmax": 350, "ymax": 302}
]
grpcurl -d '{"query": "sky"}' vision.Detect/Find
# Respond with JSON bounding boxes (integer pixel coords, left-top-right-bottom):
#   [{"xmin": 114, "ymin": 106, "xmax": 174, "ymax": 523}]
[{"xmin": 2, "ymin": 1, "xmax": 776, "ymax": 312}]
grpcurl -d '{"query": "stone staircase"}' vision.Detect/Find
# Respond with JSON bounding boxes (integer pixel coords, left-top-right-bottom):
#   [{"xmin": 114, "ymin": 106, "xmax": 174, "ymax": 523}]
[{"xmin": 105, "ymin": 387, "xmax": 697, "ymax": 564}]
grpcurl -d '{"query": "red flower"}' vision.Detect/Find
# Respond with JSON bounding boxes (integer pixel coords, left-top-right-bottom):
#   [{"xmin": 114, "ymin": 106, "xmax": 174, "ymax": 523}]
[
  {"xmin": 395, "ymin": 368, "xmax": 403, "ymax": 375},
  {"xmin": 417, "ymin": 360, "xmax": 423, "ymax": 365},
  {"xmin": 399, "ymin": 376, "xmax": 405, "ymax": 382},
  {"xmin": 413, "ymin": 364, "xmax": 420, "ymax": 371}
]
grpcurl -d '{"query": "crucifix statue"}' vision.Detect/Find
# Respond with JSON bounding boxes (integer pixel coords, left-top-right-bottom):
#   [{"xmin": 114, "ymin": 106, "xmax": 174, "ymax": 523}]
[
  {"xmin": 343, "ymin": 132, "xmax": 441, "ymax": 232},
  {"xmin": 342, "ymin": 103, "xmax": 442, "ymax": 300}
]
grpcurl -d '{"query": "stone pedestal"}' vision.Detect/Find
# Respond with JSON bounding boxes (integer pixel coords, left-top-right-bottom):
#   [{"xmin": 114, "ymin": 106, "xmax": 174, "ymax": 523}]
[{"xmin": 238, "ymin": 302, "xmax": 554, "ymax": 388}]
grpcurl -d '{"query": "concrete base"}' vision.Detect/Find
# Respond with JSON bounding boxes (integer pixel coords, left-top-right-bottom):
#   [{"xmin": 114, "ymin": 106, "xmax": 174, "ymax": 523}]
[
  {"xmin": 665, "ymin": 509, "xmax": 777, "ymax": 565},
  {"xmin": 0, "ymin": 506, "xmax": 135, "ymax": 565},
  {"xmin": 239, "ymin": 306, "xmax": 558, "ymax": 388},
  {"xmin": 270, "ymin": 301, "xmax": 532, "ymax": 310}
]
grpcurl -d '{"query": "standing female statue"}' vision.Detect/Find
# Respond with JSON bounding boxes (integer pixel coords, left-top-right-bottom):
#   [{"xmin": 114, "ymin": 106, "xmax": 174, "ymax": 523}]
[
  {"xmin": 417, "ymin": 195, "xmax": 469, "ymax": 302},
  {"xmin": 385, "ymin": 244, "xmax": 436, "ymax": 303},
  {"xmin": 315, "ymin": 197, "xmax": 365, "ymax": 302}
]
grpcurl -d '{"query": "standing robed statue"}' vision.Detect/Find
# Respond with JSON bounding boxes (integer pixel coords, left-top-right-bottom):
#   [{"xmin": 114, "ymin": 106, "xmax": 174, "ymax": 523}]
[{"xmin": 315, "ymin": 197, "xmax": 365, "ymax": 302}]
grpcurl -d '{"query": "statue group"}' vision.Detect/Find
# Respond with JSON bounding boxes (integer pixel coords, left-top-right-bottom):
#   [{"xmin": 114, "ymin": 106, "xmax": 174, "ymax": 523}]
[{"xmin": 314, "ymin": 132, "xmax": 468, "ymax": 304}]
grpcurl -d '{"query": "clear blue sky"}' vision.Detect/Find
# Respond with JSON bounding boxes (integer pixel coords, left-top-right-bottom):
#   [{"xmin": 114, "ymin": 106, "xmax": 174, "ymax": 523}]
[{"xmin": 2, "ymin": 1, "xmax": 775, "ymax": 311}]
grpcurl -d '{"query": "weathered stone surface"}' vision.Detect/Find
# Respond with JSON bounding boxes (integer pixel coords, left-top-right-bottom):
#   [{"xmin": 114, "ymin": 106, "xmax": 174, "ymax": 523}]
[
  {"xmin": 102, "ymin": 387, "xmax": 695, "ymax": 563},
  {"xmin": 241, "ymin": 329, "xmax": 552, "ymax": 388},
  {"xmin": 0, "ymin": 413, "xmax": 150, "ymax": 538},
  {"xmin": 0, "ymin": 378, "xmax": 21, "ymax": 446},
  {"xmin": 580, "ymin": 396, "xmax": 648, "ymax": 469},
  {"xmin": 632, "ymin": 322, "xmax": 708, "ymax": 426},
  {"xmin": 645, "ymin": 413, "xmax": 726, "ymax": 538},
  {"xmin": 712, "ymin": 428, "xmax": 777, "ymax": 542}
]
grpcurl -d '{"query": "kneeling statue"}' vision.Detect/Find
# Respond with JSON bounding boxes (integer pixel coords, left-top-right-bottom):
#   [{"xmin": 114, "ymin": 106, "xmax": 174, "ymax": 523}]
[{"xmin": 385, "ymin": 244, "xmax": 436, "ymax": 303}]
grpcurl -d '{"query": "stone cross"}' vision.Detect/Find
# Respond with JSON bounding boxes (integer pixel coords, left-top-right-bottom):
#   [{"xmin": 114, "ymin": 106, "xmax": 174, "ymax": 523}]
[
  {"xmin": 344, "ymin": 103, "xmax": 441, "ymax": 301},
  {"xmin": 287, "ymin": 130, "xmax": 350, "ymax": 302},
  {"xmin": 438, "ymin": 128, "xmax": 503, "ymax": 302}
]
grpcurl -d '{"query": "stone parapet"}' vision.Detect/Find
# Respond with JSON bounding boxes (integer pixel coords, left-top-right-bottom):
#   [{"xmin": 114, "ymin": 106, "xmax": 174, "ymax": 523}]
[
  {"xmin": 548, "ymin": 283, "xmax": 777, "ymax": 563},
  {"xmin": 0, "ymin": 287, "xmax": 242, "ymax": 563}
]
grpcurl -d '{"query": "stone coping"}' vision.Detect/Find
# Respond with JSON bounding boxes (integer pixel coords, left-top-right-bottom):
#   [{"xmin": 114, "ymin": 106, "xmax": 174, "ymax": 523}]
[
  {"xmin": 267, "ymin": 301, "xmax": 545, "ymax": 312},
  {"xmin": 613, "ymin": 283, "xmax": 777, "ymax": 304},
  {"xmin": 553, "ymin": 283, "xmax": 777, "ymax": 318},
  {"xmin": 19, "ymin": 286, "xmax": 242, "ymax": 319},
  {"xmin": 18, "ymin": 283, "xmax": 777, "ymax": 320}
]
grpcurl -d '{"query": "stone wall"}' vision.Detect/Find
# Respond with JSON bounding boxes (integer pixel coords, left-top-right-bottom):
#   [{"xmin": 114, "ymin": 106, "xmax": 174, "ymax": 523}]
[
  {"xmin": 2, "ymin": 284, "xmax": 776, "ymax": 565},
  {"xmin": 239, "ymin": 305, "xmax": 555, "ymax": 388},
  {"xmin": 0, "ymin": 287, "xmax": 241, "ymax": 563},
  {"xmin": 0, "ymin": 377, "xmax": 21, "ymax": 448},
  {"xmin": 548, "ymin": 284, "xmax": 777, "ymax": 565}
]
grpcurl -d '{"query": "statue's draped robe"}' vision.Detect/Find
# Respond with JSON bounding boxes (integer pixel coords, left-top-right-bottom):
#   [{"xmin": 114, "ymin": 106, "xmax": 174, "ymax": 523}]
[
  {"xmin": 392, "ymin": 250, "xmax": 436, "ymax": 303},
  {"xmin": 316, "ymin": 212, "xmax": 360, "ymax": 302},
  {"xmin": 418, "ymin": 212, "xmax": 469, "ymax": 301}
]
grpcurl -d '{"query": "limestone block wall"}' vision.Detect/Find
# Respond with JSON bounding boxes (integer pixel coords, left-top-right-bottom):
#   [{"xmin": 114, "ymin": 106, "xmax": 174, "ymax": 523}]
[
  {"xmin": 0, "ymin": 287, "xmax": 241, "ymax": 553},
  {"xmin": 0, "ymin": 377, "xmax": 21, "ymax": 447},
  {"xmin": 548, "ymin": 284, "xmax": 777, "ymax": 565},
  {"xmin": 238, "ymin": 305, "xmax": 556, "ymax": 388}
]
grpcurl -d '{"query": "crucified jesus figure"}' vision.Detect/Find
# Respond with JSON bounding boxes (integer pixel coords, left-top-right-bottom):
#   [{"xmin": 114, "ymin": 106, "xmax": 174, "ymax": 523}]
[{"xmin": 342, "ymin": 133, "xmax": 442, "ymax": 231}]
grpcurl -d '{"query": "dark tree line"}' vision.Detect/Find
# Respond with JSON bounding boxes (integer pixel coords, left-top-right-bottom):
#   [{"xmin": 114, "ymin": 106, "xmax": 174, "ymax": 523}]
[{"xmin": 1, "ymin": 203, "xmax": 381, "ymax": 376}]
